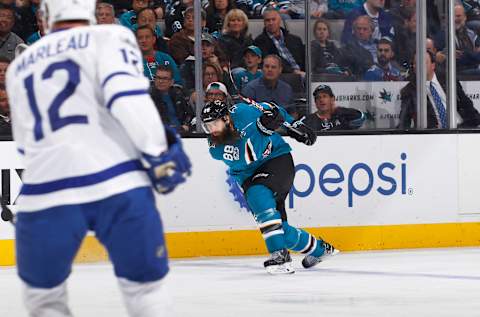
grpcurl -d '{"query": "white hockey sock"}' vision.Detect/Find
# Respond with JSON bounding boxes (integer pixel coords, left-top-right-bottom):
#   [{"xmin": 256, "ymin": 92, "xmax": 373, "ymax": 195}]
[
  {"xmin": 23, "ymin": 281, "xmax": 73, "ymax": 317},
  {"xmin": 118, "ymin": 277, "xmax": 173, "ymax": 317}
]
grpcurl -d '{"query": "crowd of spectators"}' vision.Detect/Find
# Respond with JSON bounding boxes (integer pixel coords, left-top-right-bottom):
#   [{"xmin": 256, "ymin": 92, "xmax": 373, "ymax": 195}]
[{"xmin": 0, "ymin": 0, "xmax": 480, "ymax": 137}]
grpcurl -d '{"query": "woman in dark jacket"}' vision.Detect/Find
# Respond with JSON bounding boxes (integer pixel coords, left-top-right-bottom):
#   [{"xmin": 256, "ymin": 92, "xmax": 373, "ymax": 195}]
[
  {"xmin": 310, "ymin": 19, "xmax": 350, "ymax": 77},
  {"xmin": 218, "ymin": 9, "xmax": 253, "ymax": 69},
  {"xmin": 205, "ymin": 0, "xmax": 239, "ymax": 33}
]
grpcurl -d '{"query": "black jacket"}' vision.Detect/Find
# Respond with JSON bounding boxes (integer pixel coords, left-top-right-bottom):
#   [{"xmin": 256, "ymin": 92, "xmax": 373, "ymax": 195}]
[
  {"xmin": 253, "ymin": 28, "xmax": 305, "ymax": 73},
  {"xmin": 341, "ymin": 39, "xmax": 374, "ymax": 79},
  {"xmin": 150, "ymin": 85, "xmax": 194, "ymax": 133},
  {"xmin": 218, "ymin": 32, "xmax": 253, "ymax": 69},
  {"xmin": 304, "ymin": 107, "xmax": 365, "ymax": 132},
  {"xmin": 0, "ymin": 115, "xmax": 11, "ymax": 137},
  {"xmin": 399, "ymin": 75, "xmax": 480, "ymax": 129},
  {"xmin": 310, "ymin": 40, "xmax": 349, "ymax": 75}
]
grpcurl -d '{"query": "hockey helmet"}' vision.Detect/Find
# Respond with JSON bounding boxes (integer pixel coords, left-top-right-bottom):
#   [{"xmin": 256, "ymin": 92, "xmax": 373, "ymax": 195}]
[
  {"xmin": 40, "ymin": 0, "xmax": 97, "ymax": 33},
  {"xmin": 201, "ymin": 100, "xmax": 230, "ymax": 133}
]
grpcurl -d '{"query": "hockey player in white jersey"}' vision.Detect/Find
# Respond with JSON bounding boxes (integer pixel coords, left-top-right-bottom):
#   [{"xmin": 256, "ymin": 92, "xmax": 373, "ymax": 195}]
[{"xmin": 5, "ymin": 0, "xmax": 191, "ymax": 316}]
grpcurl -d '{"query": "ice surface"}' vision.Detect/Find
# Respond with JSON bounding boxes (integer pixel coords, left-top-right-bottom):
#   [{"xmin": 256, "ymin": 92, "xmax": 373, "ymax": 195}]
[{"xmin": 1, "ymin": 248, "xmax": 480, "ymax": 317}]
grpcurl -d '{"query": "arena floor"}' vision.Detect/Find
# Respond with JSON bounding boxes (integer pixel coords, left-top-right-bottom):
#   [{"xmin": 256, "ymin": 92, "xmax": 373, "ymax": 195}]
[{"xmin": 1, "ymin": 247, "xmax": 480, "ymax": 316}]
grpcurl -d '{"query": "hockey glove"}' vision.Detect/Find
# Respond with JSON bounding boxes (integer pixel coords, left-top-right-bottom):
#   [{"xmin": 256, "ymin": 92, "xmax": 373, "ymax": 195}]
[
  {"xmin": 142, "ymin": 127, "xmax": 192, "ymax": 194},
  {"xmin": 287, "ymin": 118, "xmax": 317, "ymax": 146},
  {"xmin": 257, "ymin": 105, "xmax": 284, "ymax": 135}
]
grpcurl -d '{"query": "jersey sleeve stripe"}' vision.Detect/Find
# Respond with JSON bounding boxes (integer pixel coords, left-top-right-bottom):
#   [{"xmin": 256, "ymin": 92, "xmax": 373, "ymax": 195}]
[
  {"xmin": 105, "ymin": 89, "xmax": 149, "ymax": 109},
  {"xmin": 101, "ymin": 71, "xmax": 136, "ymax": 88},
  {"xmin": 20, "ymin": 160, "xmax": 144, "ymax": 195}
]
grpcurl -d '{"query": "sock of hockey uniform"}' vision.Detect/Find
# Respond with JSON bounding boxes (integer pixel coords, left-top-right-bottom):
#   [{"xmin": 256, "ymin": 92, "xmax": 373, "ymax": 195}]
[
  {"xmin": 246, "ymin": 185, "xmax": 286, "ymax": 253},
  {"xmin": 118, "ymin": 277, "xmax": 173, "ymax": 317},
  {"xmin": 23, "ymin": 281, "xmax": 73, "ymax": 317},
  {"xmin": 283, "ymin": 222, "xmax": 325, "ymax": 258}
]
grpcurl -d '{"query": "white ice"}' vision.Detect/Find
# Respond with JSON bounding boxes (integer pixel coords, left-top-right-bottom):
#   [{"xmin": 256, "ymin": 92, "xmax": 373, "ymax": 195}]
[{"xmin": 1, "ymin": 247, "xmax": 480, "ymax": 317}]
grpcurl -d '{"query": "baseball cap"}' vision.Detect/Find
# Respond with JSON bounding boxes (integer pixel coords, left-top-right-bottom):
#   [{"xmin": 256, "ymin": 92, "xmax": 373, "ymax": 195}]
[
  {"xmin": 201, "ymin": 32, "xmax": 215, "ymax": 44},
  {"xmin": 313, "ymin": 84, "xmax": 334, "ymax": 98},
  {"xmin": 184, "ymin": 6, "xmax": 206, "ymax": 20},
  {"xmin": 244, "ymin": 45, "xmax": 262, "ymax": 58},
  {"xmin": 206, "ymin": 82, "xmax": 228, "ymax": 96}
]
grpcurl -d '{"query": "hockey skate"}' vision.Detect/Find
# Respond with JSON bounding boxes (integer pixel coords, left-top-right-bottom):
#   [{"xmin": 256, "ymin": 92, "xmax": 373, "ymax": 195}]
[
  {"xmin": 264, "ymin": 248, "xmax": 295, "ymax": 274},
  {"xmin": 302, "ymin": 241, "xmax": 339, "ymax": 269}
]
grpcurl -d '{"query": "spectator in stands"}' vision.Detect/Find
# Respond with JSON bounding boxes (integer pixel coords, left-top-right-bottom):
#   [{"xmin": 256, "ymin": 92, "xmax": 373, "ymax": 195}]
[
  {"xmin": 0, "ymin": 5, "xmax": 23, "ymax": 60},
  {"xmin": 168, "ymin": 7, "xmax": 206, "ymax": 65},
  {"xmin": 326, "ymin": 0, "xmax": 363, "ymax": 19},
  {"xmin": 434, "ymin": 3, "xmax": 480, "ymax": 76},
  {"xmin": 399, "ymin": 51, "xmax": 480, "ymax": 129},
  {"xmin": 304, "ymin": 84, "xmax": 365, "ymax": 131},
  {"xmin": 389, "ymin": 0, "xmax": 415, "ymax": 31},
  {"xmin": 150, "ymin": 65, "xmax": 193, "ymax": 135},
  {"xmin": 310, "ymin": 0, "xmax": 328, "ymax": 18},
  {"xmin": 133, "ymin": 7, "xmax": 169, "ymax": 53},
  {"xmin": 96, "ymin": 2, "xmax": 117, "ymax": 25},
  {"xmin": 119, "ymin": 0, "xmax": 149, "ymax": 30},
  {"xmin": 218, "ymin": 9, "xmax": 253, "ymax": 69},
  {"xmin": 205, "ymin": 0, "xmax": 239, "ymax": 34},
  {"xmin": 26, "ymin": 9, "xmax": 44, "ymax": 45},
  {"xmin": 364, "ymin": 38, "xmax": 404, "ymax": 81},
  {"xmin": 205, "ymin": 81, "xmax": 230, "ymax": 103},
  {"xmin": 181, "ymin": 33, "xmax": 233, "ymax": 94},
  {"xmin": 100, "ymin": 0, "xmax": 131, "ymax": 17},
  {"xmin": 462, "ymin": 0, "xmax": 480, "ymax": 32},
  {"xmin": 311, "ymin": 18, "xmax": 350, "ymax": 77},
  {"xmin": 341, "ymin": 0, "xmax": 394, "ymax": 44},
  {"xmin": 136, "ymin": 25, "xmax": 182, "ymax": 84},
  {"xmin": 0, "ymin": 83, "xmax": 10, "ymax": 136},
  {"xmin": 233, "ymin": 45, "xmax": 263, "ymax": 92},
  {"xmin": 188, "ymin": 61, "xmax": 227, "ymax": 108},
  {"xmin": 392, "ymin": 6, "xmax": 416, "ymax": 70},
  {"xmin": 165, "ymin": 0, "xmax": 194, "ymax": 37},
  {"xmin": 253, "ymin": 8, "xmax": 305, "ymax": 75},
  {"xmin": 10, "ymin": 0, "xmax": 37, "ymax": 42},
  {"xmin": 242, "ymin": 54, "xmax": 293, "ymax": 108},
  {"xmin": 341, "ymin": 15, "xmax": 375, "ymax": 79},
  {"xmin": 0, "ymin": 56, "xmax": 10, "ymax": 85}
]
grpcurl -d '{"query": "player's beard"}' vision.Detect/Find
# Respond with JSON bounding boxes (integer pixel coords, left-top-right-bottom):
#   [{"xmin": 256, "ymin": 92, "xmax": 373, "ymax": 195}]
[{"xmin": 210, "ymin": 122, "xmax": 240, "ymax": 145}]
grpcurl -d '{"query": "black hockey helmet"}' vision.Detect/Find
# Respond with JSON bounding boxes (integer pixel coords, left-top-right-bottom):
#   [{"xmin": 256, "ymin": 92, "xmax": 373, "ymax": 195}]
[{"xmin": 201, "ymin": 100, "xmax": 229, "ymax": 123}]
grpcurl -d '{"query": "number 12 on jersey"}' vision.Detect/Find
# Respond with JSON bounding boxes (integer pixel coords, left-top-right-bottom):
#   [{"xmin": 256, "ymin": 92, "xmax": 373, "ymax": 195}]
[{"xmin": 24, "ymin": 59, "xmax": 87, "ymax": 141}]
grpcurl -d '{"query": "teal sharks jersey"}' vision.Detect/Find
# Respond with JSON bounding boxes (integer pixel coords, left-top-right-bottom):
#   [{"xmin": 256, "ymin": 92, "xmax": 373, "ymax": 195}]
[{"xmin": 209, "ymin": 103, "xmax": 293, "ymax": 185}]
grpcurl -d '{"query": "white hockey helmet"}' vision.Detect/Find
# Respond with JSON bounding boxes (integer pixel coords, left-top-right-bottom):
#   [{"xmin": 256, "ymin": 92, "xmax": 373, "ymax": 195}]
[{"xmin": 40, "ymin": 0, "xmax": 97, "ymax": 33}]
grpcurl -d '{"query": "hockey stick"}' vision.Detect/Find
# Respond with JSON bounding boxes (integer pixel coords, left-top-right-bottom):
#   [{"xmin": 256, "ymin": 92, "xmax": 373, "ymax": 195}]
[
  {"xmin": 236, "ymin": 94, "xmax": 308, "ymax": 138},
  {"xmin": 0, "ymin": 194, "xmax": 15, "ymax": 225}
]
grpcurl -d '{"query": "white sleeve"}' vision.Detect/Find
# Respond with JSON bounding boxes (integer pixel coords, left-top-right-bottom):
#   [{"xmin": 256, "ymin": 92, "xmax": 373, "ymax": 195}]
[{"xmin": 97, "ymin": 26, "xmax": 167, "ymax": 156}]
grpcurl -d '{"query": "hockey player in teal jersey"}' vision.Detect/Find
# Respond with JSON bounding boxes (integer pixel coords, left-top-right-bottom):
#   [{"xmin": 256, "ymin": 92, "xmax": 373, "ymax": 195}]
[{"xmin": 201, "ymin": 99, "xmax": 338, "ymax": 274}]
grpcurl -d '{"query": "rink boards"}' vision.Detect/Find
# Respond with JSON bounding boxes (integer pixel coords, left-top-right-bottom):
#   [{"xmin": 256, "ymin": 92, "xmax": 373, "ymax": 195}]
[{"xmin": 1, "ymin": 134, "xmax": 480, "ymax": 265}]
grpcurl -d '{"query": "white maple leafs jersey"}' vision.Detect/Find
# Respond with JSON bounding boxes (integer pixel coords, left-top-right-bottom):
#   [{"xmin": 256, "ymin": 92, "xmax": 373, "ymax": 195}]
[{"xmin": 6, "ymin": 24, "xmax": 168, "ymax": 212}]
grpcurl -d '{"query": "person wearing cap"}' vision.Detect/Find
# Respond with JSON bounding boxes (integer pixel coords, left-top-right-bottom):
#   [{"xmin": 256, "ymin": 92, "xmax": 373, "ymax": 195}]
[
  {"xmin": 364, "ymin": 38, "xmax": 404, "ymax": 81},
  {"xmin": 218, "ymin": 8, "xmax": 253, "ymax": 69},
  {"xmin": 205, "ymin": 81, "xmax": 230, "ymax": 103},
  {"xmin": 150, "ymin": 65, "xmax": 194, "ymax": 134},
  {"xmin": 233, "ymin": 45, "xmax": 263, "ymax": 92},
  {"xmin": 168, "ymin": 6, "xmax": 207, "ymax": 64},
  {"xmin": 136, "ymin": 25, "xmax": 183, "ymax": 85},
  {"xmin": 304, "ymin": 84, "xmax": 365, "ymax": 131}
]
